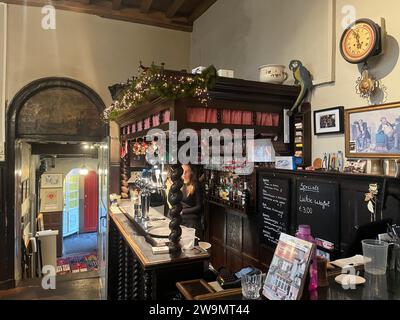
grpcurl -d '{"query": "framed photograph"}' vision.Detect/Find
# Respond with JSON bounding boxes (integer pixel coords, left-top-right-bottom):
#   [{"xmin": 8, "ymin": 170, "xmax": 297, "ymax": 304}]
[
  {"xmin": 314, "ymin": 106, "xmax": 344, "ymax": 135},
  {"xmin": 344, "ymin": 159, "xmax": 367, "ymax": 174},
  {"xmin": 41, "ymin": 173, "xmax": 63, "ymax": 189},
  {"xmin": 345, "ymin": 102, "xmax": 400, "ymax": 158},
  {"xmin": 40, "ymin": 188, "xmax": 64, "ymax": 212}
]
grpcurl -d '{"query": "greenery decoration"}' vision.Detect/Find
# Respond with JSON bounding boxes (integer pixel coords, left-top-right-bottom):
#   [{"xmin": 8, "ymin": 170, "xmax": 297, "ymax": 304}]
[{"xmin": 104, "ymin": 63, "xmax": 217, "ymax": 121}]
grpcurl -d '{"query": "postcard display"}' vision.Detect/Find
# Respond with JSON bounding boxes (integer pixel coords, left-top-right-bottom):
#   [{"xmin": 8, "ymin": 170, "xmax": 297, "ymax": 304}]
[{"xmin": 263, "ymin": 233, "xmax": 315, "ymax": 300}]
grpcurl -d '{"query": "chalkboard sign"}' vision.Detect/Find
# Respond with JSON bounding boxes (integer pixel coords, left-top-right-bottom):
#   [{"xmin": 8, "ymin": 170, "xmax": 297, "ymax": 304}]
[
  {"xmin": 296, "ymin": 178, "xmax": 339, "ymax": 252},
  {"xmin": 258, "ymin": 175, "xmax": 290, "ymax": 248}
]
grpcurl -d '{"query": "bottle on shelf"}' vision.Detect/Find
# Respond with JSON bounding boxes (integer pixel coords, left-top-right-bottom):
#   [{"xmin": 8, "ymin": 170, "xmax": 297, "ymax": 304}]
[
  {"xmin": 295, "ymin": 225, "xmax": 318, "ymax": 291},
  {"xmin": 209, "ymin": 171, "xmax": 215, "ymax": 197},
  {"xmin": 228, "ymin": 177, "xmax": 234, "ymax": 202},
  {"xmin": 337, "ymin": 151, "xmax": 344, "ymax": 172},
  {"xmin": 241, "ymin": 181, "xmax": 251, "ymax": 208}
]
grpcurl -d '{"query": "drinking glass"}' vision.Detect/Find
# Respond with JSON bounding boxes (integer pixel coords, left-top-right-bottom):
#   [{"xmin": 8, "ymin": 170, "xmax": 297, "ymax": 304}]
[
  {"xmin": 241, "ymin": 269, "xmax": 262, "ymax": 299},
  {"xmin": 362, "ymin": 239, "xmax": 389, "ymax": 275}
]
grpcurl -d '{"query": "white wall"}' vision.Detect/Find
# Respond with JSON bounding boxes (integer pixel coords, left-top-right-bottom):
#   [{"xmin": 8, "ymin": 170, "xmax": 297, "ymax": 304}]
[
  {"xmin": 6, "ymin": 4, "xmax": 191, "ymax": 106},
  {"xmin": 192, "ymin": 0, "xmax": 400, "ymax": 165},
  {"xmin": 3, "ymin": 4, "xmax": 192, "ymax": 162}
]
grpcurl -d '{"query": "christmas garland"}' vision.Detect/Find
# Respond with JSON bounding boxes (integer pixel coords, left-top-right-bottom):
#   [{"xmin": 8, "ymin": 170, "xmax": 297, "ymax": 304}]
[{"xmin": 104, "ymin": 63, "xmax": 217, "ymax": 121}]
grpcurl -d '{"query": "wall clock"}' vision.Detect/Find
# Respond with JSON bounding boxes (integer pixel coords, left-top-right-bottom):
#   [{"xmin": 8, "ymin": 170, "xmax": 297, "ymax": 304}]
[{"xmin": 340, "ymin": 18, "xmax": 383, "ymax": 64}]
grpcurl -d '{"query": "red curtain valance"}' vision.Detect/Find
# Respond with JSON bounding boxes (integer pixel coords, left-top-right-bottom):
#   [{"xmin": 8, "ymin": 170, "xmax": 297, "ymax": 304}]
[
  {"xmin": 221, "ymin": 110, "xmax": 253, "ymax": 125},
  {"xmin": 186, "ymin": 107, "xmax": 218, "ymax": 123},
  {"xmin": 256, "ymin": 112, "xmax": 280, "ymax": 127},
  {"xmin": 152, "ymin": 114, "xmax": 160, "ymax": 127},
  {"xmin": 163, "ymin": 110, "xmax": 171, "ymax": 123}
]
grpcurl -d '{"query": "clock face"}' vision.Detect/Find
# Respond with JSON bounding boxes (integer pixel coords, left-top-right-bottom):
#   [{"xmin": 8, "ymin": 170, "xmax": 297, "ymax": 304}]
[{"xmin": 341, "ymin": 21, "xmax": 379, "ymax": 64}]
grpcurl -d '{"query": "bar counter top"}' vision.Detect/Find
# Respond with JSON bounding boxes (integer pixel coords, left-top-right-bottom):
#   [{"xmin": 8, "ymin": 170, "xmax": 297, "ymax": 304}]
[{"xmin": 109, "ymin": 201, "xmax": 210, "ymax": 269}]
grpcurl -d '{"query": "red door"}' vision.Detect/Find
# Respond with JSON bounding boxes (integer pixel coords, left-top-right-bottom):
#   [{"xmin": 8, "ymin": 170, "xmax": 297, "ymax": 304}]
[{"xmin": 84, "ymin": 171, "xmax": 98, "ymax": 233}]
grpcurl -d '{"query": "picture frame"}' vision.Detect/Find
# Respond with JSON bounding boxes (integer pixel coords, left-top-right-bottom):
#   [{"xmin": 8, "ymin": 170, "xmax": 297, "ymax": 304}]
[
  {"xmin": 344, "ymin": 159, "xmax": 368, "ymax": 174},
  {"xmin": 40, "ymin": 188, "xmax": 64, "ymax": 212},
  {"xmin": 41, "ymin": 173, "xmax": 63, "ymax": 189},
  {"xmin": 345, "ymin": 102, "xmax": 400, "ymax": 158},
  {"xmin": 314, "ymin": 106, "xmax": 344, "ymax": 135}
]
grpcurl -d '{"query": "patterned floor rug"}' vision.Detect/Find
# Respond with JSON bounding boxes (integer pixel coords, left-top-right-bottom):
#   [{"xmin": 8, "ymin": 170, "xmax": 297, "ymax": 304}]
[{"xmin": 56, "ymin": 252, "xmax": 98, "ymax": 275}]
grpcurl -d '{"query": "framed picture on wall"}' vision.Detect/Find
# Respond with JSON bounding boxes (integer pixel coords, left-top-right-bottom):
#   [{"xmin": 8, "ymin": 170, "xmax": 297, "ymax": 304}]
[
  {"xmin": 314, "ymin": 106, "xmax": 344, "ymax": 135},
  {"xmin": 40, "ymin": 188, "xmax": 63, "ymax": 212},
  {"xmin": 41, "ymin": 173, "xmax": 63, "ymax": 189},
  {"xmin": 345, "ymin": 102, "xmax": 400, "ymax": 158}
]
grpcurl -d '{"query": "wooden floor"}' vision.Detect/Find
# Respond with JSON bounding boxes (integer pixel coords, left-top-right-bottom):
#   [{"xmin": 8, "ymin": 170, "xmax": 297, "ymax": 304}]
[{"xmin": 0, "ymin": 271, "xmax": 101, "ymax": 300}]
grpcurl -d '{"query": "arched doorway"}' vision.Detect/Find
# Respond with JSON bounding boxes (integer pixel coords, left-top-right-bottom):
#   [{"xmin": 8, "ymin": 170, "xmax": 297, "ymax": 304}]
[{"xmin": 5, "ymin": 77, "xmax": 108, "ymax": 285}]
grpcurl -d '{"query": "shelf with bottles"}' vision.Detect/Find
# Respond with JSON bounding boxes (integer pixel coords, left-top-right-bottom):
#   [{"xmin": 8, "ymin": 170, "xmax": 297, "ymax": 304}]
[
  {"xmin": 203, "ymin": 169, "xmax": 255, "ymax": 214},
  {"xmin": 292, "ymin": 103, "xmax": 311, "ymax": 168}
]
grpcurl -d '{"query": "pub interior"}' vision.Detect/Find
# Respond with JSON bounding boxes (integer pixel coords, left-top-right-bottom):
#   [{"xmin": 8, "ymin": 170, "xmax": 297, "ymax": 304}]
[{"xmin": 0, "ymin": 0, "xmax": 400, "ymax": 303}]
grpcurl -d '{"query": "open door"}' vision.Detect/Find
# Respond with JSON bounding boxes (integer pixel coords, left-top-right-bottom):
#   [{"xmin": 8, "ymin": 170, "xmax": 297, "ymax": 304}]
[
  {"xmin": 63, "ymin": 169, "xmax": 80, "ymax": 237},
  {"xmin": 98, "ymin": 140, "xmax": 109, "ymax": 300}
]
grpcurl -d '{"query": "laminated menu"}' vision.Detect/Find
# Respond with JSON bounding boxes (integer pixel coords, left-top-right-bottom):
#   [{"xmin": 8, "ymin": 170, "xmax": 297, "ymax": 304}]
[{"xmin": 262, "ymin": 233, "xmax": 315, "ymax": 300}]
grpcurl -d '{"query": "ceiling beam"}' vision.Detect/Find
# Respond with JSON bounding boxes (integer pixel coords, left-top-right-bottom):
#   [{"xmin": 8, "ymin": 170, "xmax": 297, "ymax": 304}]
[
  {"xmin": 31, "ymin": 143, "xmax": 98, "ymax": 157},
  {"xmin": 112, "ymin": 0, "xmax": 122, "ymax": 10},
  {"xmin": 166, "ymin": 0, "xmax": 186, "ymax": 18},
  {"xmin": 140, "ymin": 0, "xmax": 153, "ymax": 13},
  {"xmin": 3, "ymin": 0, "xmax": 193, "ymax": 32},
  {"xmin": 188, "ymin": 0, "xmax": 217, "ymax": 22}
]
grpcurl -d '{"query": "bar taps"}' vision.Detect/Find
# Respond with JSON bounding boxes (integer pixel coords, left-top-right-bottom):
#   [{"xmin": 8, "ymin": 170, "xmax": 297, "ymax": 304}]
[{"xmin": 133, "ymin": 166, "xmax": 166, "ymax": 223}]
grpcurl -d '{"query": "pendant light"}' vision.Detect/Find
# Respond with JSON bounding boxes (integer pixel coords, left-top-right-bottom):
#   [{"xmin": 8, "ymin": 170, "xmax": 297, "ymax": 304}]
[{"xmin": 79, "ymin": 162, "xmax": 89, "ymax": 176}]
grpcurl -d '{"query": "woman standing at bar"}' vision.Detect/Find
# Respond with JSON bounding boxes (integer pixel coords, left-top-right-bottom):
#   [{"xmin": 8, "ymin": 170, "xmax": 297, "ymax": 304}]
[{"xmin": 180, "ymin": 164, "xmax": 204, "ymax": 239}]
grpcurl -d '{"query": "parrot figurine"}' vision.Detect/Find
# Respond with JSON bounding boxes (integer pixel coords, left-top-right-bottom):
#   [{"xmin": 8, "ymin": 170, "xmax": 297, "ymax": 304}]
[{"xmin": 287, "ymin": 60, "xmax": 313, "ymax": 117}]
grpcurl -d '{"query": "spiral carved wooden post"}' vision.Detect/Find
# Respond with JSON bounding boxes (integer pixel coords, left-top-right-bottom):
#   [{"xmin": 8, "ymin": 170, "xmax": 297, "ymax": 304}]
[{"xmin": 167, "ymin": 164, "xmax": 183, "ymax": 256}]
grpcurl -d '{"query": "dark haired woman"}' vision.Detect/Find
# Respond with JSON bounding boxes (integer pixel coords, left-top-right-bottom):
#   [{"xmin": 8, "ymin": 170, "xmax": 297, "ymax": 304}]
[{"xmin": 180, "ymin": 164, "xmax": 204, "ymax": 239}]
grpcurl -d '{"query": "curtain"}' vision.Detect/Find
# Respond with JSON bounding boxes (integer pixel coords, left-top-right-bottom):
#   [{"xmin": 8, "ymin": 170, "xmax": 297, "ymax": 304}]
[
  {"xmin": 256, "ymin": 112, "xmax": 280, "ymax": 126},
  {"xmin": 187, "ymin": 107, "xmax": 218, "ymax": 123}
]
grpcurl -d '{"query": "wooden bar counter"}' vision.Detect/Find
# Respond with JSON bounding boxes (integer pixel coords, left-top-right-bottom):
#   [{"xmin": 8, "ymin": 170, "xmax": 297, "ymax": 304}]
[{"xmin": 107, "ymin": 203, "xmax": 210, "ymax": 300}]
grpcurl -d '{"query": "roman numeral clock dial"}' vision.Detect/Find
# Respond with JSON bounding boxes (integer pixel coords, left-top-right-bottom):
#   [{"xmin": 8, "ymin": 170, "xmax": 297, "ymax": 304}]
[{"xmin": 340, "ymin": 19, "xmax": 383, "ymax": 64}]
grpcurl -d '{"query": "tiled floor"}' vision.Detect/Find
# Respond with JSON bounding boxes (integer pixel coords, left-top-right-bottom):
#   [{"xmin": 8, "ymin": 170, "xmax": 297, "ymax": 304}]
[
  {"xmin": 63, "ymin": 232, "xmax": 98, "ymax": 256},
  {"xmin": 0, "ymin": 272, "xmax": 101, "ymax": 300}
]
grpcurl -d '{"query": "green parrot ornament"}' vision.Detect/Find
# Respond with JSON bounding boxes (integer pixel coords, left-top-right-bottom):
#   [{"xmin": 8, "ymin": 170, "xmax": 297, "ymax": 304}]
[{"xmin": 287, "ymin": 60, "xmax": 313, "ymax": 117}]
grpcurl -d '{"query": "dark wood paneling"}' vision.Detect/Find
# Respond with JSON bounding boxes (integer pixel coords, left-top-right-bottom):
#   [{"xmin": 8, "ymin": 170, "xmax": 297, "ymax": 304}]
[
  {"xmin": 110, "ymin": 163, "xmax": 121, "ymax": 195},
  {"xmin": 226, "ymin": 250, "xmax": 242, "ymax": 272},
  {"xmin": 242, "ymin": 212, "xmax": 260, "ymax": 258},
  {"xmin": 226, "ymin": 214, "xmax": 241, "ymax": 251},
  {"xmin": 209, "ymin": 203, "xmax": 225, "ymax": 243},
  {"xmin": 206, "ymin": 169, "xmax": 400, "ymax": 274},
  {"xmin": 41, "ymin": 212, "xmax": 63, "ymax": 257},
  {"xmin": 209, "ymin": 241, "xmax": 225, "ymax": 271}
]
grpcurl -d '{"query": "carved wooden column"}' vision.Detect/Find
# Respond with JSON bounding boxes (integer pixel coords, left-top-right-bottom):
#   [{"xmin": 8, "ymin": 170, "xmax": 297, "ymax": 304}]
[
  {"xmin": 167, "ymin": 164, "xmax": 183, "ymax": 256},
  {"xmin": 143, "ymin": 270, "xmax": 153, "ymax": 300},
  {"xmin": 121, "ymin": 152, "xmax": 129, "ymax": 199},
  {"xmin": 117, "ymin": 234, "xmax": 125, "ymax": 300},
  {"xmin": 123, "ymin": 244, "xmax": 132, "ymax": 300},
  {"xmin": 132, "ymin": 256, "xmax": 141, "ymax": 300}
]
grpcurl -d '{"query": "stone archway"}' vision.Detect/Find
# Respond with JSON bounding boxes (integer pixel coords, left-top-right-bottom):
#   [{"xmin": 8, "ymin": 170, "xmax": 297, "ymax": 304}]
[{"xmin": 3, "ymin": 77, "xmax": 107, "ymax": 285}]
